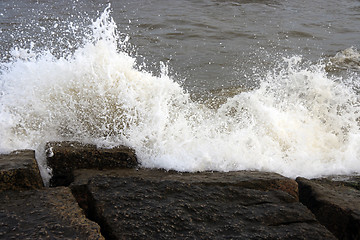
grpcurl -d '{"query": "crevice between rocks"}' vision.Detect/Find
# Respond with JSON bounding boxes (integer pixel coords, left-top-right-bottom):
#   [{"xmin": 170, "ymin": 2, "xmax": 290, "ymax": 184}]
[
  {"xmin": 70, "ymin": 183, "xmax": 116, "ymax": 240},
  {"xmin": 296, "ymin": 177, "xmax": 360, "ymax": 240}
]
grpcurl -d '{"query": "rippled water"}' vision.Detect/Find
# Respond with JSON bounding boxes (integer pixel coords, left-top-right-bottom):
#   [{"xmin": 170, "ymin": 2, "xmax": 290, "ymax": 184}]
[
  {"xmin": 2, "ymin": 0, "xmax": 359, "ymax": 90},
  {"xmin": 0, "ymin": 0, "xmax": 359, "ymax": 180}
]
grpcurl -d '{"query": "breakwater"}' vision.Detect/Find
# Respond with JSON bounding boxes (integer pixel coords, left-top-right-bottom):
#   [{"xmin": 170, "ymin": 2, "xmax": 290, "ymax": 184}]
[{"xmin": 1, "ymin": 142, "xmax": 359, "ymax": 239}]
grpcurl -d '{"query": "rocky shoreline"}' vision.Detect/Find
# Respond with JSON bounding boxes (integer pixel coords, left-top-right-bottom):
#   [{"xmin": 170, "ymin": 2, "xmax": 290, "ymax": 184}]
[{"xmin": 0, "ymin": 142, "xmax": 359, "ymax": 239}]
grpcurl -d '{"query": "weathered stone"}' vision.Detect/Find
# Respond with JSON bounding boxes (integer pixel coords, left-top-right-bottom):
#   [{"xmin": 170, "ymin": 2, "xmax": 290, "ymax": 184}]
[
  {"xmin": 0, "ymin": 187, "xmax": 104, "ymax": 239},
  {"xmin": 71, "ymin": 169, "xmax": 336, "ymax": 240},
  {"xmin": 297, "ymin": 176, "xmax": 360, "ymax": 240},
  {"xmin": 0, "ymin": 150, "xmax": 43, "ymax": 191},
  {"xmin": 46, "ymin": 141, "xmax": 138, "ymax": 186}
]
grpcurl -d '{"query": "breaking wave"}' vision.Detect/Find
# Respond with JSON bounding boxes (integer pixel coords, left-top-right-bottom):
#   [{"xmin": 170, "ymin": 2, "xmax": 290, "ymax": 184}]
[{"xmin": 0, "ymin": 6, "xmax": 359, "ymax": 179}]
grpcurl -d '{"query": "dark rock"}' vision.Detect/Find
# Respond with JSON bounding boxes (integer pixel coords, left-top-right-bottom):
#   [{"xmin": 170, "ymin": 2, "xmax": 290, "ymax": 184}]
[
  {"xmin": 297, "ymin": 176, "xmax": 360, "ymax": 240},
  {"xmin": 0, "ymin": 150, "xmax": 43, "ymax": 191},
  {"xmin": 71, "ymin": 169, "xmax": 336, "ymax": 240},
  {"xmin": 46, "ymin": 141, "xmax": 138, "ymax": 186},
  {"xmin": 0, "ymin": 187, "xmax": 104, "ymax": 239}
]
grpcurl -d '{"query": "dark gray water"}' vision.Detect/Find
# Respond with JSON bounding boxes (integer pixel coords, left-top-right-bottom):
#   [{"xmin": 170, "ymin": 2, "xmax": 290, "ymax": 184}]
[{"xmin": 1, "ymin": 0, "xmax": 360, "ymax": 91}]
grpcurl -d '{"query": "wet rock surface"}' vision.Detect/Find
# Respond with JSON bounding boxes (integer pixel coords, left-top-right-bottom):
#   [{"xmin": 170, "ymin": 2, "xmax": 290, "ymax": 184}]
[
  {"xmin": 297, "ymin": 176, "xmax": 360, "ymax": 240},
  {"xmin": 71, "ymin": 169, "xmax": 336, "ymax": 240},
  {"xmin": 46, "ymin": 141, "xmax": 138, "ymax": 186},
  {"xmin": 0, "ymin": 150, "xmax": 43, "ymax": 191},
  {"xmin": 0, "ymin": 187, "xmax": 104, "ymax": 239},
  {"xmin": 3, "ymin": 142, "xmax": 360, "ymax": 239}
]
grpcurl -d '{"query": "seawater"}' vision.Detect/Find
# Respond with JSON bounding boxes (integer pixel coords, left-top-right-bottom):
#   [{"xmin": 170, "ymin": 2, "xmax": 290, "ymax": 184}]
[{"xmin": 0, "ymin": 3, "xmax": 359, "ymax": 181}]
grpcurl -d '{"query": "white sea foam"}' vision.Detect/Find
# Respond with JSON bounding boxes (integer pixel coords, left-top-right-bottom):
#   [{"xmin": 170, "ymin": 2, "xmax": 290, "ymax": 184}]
[{"xmin": 0, "ymin": 6, "xmax": 359, "ymax": 180}]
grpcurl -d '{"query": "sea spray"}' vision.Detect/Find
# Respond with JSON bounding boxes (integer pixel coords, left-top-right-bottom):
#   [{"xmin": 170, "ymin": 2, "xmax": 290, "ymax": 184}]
[{"xmin": 0, "ymin": 6, "xmax": 359, "ymax": 180}]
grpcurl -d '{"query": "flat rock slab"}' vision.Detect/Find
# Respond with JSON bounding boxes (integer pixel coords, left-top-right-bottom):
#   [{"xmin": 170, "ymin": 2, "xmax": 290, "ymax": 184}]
[
  {"xmin": 0, "ymin": 150, "xmax": 43, "ymax": 191},
  {"xmin": 71, "ymin": 169, "xmax": 336, "ymax": 240},
  {"xmin": 297, "ymin": 176, "xmax": 360, "ymax": 240},
  {"xmin": 0, "ymin": 187, "xmax": 104, "ymax": 239},
  {"xmin": 46, "ymin": 141, "xmax": 138, "ymax": 186}
]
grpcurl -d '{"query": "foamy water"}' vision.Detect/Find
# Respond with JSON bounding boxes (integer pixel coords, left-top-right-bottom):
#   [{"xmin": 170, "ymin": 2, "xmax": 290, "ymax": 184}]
[{"xmin": 0, "ymin": 7, "xmax": 359, "ymax": 180}]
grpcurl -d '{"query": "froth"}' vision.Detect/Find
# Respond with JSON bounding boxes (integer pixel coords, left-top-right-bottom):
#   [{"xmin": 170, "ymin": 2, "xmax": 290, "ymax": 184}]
[{"xmin": 0, "ymin": 7, "xmax": 359, "ymax": 179}]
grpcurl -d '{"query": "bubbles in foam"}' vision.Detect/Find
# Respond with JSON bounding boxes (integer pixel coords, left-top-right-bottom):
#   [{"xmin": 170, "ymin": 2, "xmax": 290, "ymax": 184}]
[{"xmin": 0, "ymin": 6, "xmax": 359, "ymax": 179}]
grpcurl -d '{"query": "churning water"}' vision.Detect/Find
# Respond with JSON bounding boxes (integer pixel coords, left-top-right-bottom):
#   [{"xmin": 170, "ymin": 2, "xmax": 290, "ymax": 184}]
[{"xmin": 0, "ymin": 0, "xmax": 359, "ymax": 180}]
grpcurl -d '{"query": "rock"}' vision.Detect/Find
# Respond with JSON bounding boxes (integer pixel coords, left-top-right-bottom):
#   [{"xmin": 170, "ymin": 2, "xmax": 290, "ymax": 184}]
[
  {"xmin": 0, "ymin": 150, "xmax": 43, "ymax": 191},
  {"xmin": 71, "ymin": 169, "xmax": 336, "ymax": 240},
  {"xmin": 297, "ymin": 176, "xmax": 360, "ymax": 240},
  {"xmin": 0, "ymin": 187, "xmax": 104, "ymax": 239},
  {"xmin": 45, "ymin": 141, "xmax": 138, "ymax": 186}
]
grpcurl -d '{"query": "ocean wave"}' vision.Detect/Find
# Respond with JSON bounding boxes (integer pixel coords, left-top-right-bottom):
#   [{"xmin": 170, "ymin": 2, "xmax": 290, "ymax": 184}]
[{"xmin": 0, "ymin": 6, "xmax": 359, "ymax": 179}]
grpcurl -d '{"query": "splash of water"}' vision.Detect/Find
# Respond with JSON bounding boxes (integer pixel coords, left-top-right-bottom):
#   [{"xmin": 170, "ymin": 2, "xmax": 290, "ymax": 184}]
[{"xmin": 0, "ymin": 6, "xmax": 359, "ymax": 180}]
